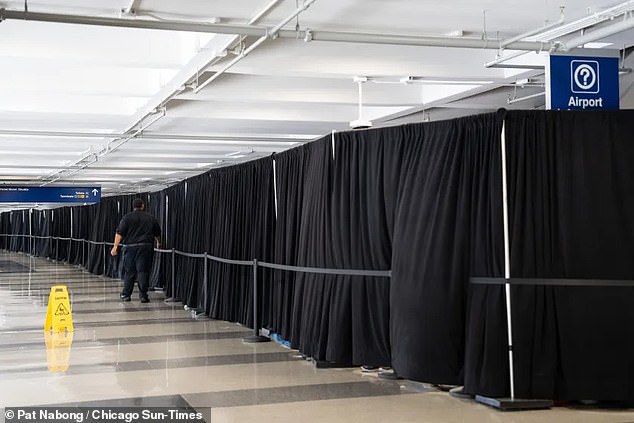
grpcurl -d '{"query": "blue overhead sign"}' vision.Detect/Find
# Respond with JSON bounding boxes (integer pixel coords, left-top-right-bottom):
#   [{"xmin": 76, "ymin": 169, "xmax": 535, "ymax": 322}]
[
  {"xmin": 548, "ymin": 52, "xmax": 619, "ymax": 110},
  {"xmin": 0, "ymin": 186, "xmax": 101, "ymax": 203}
]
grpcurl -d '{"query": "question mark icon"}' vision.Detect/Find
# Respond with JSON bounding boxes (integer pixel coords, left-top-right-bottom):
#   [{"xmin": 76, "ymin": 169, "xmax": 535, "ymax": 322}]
[
  {"xmin": 574, "ymin": 64, "xmax": 596, "ymax": 90},
  {"xmin": 581, "ymin": 68, "xmax": 590, "ymax": 85}
]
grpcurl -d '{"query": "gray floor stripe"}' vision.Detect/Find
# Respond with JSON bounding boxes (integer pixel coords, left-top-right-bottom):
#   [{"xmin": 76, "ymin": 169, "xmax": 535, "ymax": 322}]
[
  {"xmin": 2, "ymin": 288, "xmax": 124, "ymax": 297},
  {"xmin": 41, "ymin": 394, "xmax": 195, "ymax": 408},
  {"xmin": 183, "ymin": 381, "xmax": 417, "ymax": 408},
  {"xmin": 72, "ymin": 305, "xmax": 179, "ymax": 314},
  {"xmin": 0, "ymin": 330, "xmax": 252, "ymax": 351},
  {"xmin": 0, "ymin": 316, "xmax": 197, "ymax": 333},
  {"xmin": 0, "ymin": 280, "xmax": 121, "ymax": 287},
  {"xmin": 38, "ymin": 381, "xmax": 415, "ymax": 410},
  {"xmin": 0, "ymin": 352, "xmax": 295, "ymax": 379}
]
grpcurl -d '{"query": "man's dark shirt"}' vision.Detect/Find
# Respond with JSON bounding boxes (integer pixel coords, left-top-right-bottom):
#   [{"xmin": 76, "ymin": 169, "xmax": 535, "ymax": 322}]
[{"xmin": 116, "ymin": 210, "xmax": 161, "ymax": 245}]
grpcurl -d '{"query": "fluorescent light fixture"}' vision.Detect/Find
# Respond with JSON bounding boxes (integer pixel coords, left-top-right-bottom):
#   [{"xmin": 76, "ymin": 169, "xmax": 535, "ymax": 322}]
[
  {"xmin": 388, "ymin": 77, "xmax": 495, "ymax": 85},
  {"xmin": 582, "ymin": 42, "xmax": 613, "ymax": 48}
]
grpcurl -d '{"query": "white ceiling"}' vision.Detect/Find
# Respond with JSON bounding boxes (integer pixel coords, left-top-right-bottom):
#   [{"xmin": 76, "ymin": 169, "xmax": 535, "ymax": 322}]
[{"xmin": 0, "ymin": 0, "xmax": 632, "ymax": 211}]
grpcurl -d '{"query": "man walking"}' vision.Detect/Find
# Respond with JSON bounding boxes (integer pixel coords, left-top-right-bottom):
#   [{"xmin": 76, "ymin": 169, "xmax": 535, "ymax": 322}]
[{"xmin": 111, "ymin": 198, "xmax": 161, "ymax": 303}]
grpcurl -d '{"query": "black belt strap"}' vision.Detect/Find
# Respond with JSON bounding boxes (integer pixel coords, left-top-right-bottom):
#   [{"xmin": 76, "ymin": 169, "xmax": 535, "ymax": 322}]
[{"xmin": 471, "ymin": 277, "xmax": 634, "ymax": 287}]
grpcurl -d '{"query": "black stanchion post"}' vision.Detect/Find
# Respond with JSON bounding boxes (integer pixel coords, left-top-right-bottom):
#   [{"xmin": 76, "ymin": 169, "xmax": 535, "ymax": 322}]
[
  {"xmin": 82, "ymin": 239, "xmax": 85, "ymax": 270},
  {"xmin": 243, "ymin": 259, "xmax": 270, "ymax": 343},
  {"xmin": 165, "ymin": 248, "xmax": 180, "ymax": 303},
  {"xmin": 56, "ymin": 238, "xmax": 59, "ymax": 261},
  {"xmin": 102, "ymin": 242, "xmax": 106, "ymax": 276},
  {"xmin": 195, "ymin": 252, "xmax": 209, "ymax": 318}
]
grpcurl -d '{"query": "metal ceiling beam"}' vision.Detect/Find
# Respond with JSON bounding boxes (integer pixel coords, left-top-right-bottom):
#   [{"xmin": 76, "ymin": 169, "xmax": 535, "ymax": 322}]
[
  {"xmin": 0, "ymin": 164, "xmax": 215, "ymax": 171},
  {"xmin": 0, "ymin": 129, "xmax": 314, "ymax": 142},
  {"xmin": 0, "ymin": 7, "xmax": 554, "ymax": 52},
  {"xmin": 0, "ymin": 9, "xmax": 269, "ymax": 37},
  {"xmin": 286, "ymin": 29, "xmax": 553, "ymax": 51},
  {"xmin": 561, "ymin": 15, "xmax": 634, "ymax": 51}
]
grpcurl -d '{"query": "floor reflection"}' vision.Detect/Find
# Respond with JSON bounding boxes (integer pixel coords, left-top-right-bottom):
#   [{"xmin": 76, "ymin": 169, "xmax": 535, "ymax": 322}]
[{"xmin": 44, "ymin": 331, "xmax": 73, "ymax": 373}]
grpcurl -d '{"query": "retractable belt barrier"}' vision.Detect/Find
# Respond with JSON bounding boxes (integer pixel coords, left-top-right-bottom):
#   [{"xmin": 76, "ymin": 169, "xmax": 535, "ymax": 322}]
[
  {"xmin": 0, "ymin": 233, "xmax": 391, "ymax": 343},
  {"xmin": 470, "ymin": 277, "xmax": 634, "ymax": 287}
]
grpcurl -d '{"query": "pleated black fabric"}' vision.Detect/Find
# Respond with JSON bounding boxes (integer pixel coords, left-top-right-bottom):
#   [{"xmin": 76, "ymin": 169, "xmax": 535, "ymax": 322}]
[
  {"xmin": 389, "ymin": 113, "xmax": 504, "ymax": 384},
  {"xmin": 200, "ymin": 158, "xmax": 276, "ymax": 326},
  {"xmin": 465, "ymin": 110, "xmax": 634, "ymax": 402}
]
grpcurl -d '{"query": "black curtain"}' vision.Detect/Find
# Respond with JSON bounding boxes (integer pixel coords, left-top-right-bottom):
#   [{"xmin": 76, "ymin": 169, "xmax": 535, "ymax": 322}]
[
  {"xmin": 265, "ymin": 146, "xmax": 307, "ymax": 340},
  {"xmin": 146, "ymin": 190, "xmax": 167, "ymax": 289},
  {"xmin": 270, "ymin": 113, "xmax": 502, "ymax": 374},
  {"xmin": 464, "ymin": 110, "xmax": 634, "ymax": 402},
  {"xmin": 0, "ymin": 212, "xmax": 10, "ymax": 249},
  {"xmin": 163, "ymin": 182, "xmax": 187, "ymax": 301},
  {"xmin": 389, "ymin": 113, "xmax": 503, "ymax": 384},
  {"xmin": 273, "ymin": 138, "xmax": 336, "ymax": 360},
  {"xmin": 202, "ymin": 157, "xmax": 276, "ymax": 326},
  {"xmin": 330, "ymin": 128, "xmax": 394, "ymax": 367}
]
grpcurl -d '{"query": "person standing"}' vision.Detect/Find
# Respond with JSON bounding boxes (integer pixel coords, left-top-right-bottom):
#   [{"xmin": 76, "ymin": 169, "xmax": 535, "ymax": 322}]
[{"xmin": 111, "ymin": 198, "xmax": 161, "ymax": 303}]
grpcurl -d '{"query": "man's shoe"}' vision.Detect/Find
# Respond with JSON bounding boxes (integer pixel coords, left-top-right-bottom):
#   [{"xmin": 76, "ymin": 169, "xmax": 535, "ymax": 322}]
[
  {"xmin": 140, "ymin": 297, "xmax": 150, "ymax": 303},
  {"xmin": 120, "ymin": 295, "xmax": 131, "ymax": 302}
]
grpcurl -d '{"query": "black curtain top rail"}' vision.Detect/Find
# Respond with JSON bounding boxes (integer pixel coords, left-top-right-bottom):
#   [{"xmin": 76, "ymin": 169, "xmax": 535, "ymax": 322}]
[{"xmin": 471, "ymin": 277, "xmax": 634, "ymax": 287}]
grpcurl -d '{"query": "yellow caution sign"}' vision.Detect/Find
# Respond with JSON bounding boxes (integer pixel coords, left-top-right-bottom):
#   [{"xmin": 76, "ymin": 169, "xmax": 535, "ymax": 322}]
[
  {"xmin": 44, "ymin": 285, "xmax": 74, "ymax": 333},
  {"xmin": 44, "ymin": 331, "xmax": 74, "ymax": 372}
]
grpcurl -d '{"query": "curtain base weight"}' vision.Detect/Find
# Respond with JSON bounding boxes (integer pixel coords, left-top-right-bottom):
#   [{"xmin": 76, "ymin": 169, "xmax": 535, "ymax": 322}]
[
  {"xmin": 475, "ymin": 395, "xmax": 553, "ymax": 411},
  {"xmin": 243, "ymin": 335, "xmax": 271, "ymax": 343},
  {"xmin": 314, "ymin": 360, "xmax": 354, "ymax": 369}
]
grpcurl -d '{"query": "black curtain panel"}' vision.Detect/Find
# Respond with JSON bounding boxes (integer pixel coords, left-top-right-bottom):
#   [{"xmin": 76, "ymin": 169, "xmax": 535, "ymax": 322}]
[
  {"xmin": 0, "ymin": 212, "xmax": 10, "ymax": 249},
  {"xmin": 146, "ymin": 190, "xmax": 166, "ymax": 289},
  {"xmin": 266, "ymin": 144, "xmax": 312, "ymax": 341},
  {"xmin": 164, "ymin": 182, "xmax": 186, "ymax": 301},
  {"xmin": 389, "ymin": 113, "xmax": 504, "ymax": 385},
  {"xmin": 202, "ymin": 157, "xmax": 276, "ymax": 326},
  {"xmin": 464, "ymin": 110, "xmax": 634, "ymax": 402},
  {"xmin": 280, "ymin": 138, "xmax": 335, "ymax": 360},
  {"xmin": 271, "ymin": 115, "xmax": 503, "ymax": 372},
  {"xmin": 330, "ymin": 129, "xmax": 394, "ymax": 367}
]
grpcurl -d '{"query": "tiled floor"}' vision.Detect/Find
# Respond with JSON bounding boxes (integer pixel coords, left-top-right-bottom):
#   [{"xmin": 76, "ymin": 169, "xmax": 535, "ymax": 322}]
[{"xmin": 0, "ymin": 251, "xmax": 632, "ymax": 422}]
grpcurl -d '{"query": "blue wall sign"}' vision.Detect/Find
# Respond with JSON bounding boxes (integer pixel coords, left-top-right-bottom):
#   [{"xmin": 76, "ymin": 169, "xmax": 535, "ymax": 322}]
[
  {"xmin": 0, "ymin": 186, "xmax": 101, "ymax": 203},
  {"xmin": 548, "ymin": 53, "xmax": 620, "ymax": 110}
]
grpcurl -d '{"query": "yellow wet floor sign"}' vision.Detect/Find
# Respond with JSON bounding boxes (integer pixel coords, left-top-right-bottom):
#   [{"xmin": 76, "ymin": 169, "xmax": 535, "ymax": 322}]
[{"xmin": 44, "ymin": 285, "xmax": 73, "ymax": 332}]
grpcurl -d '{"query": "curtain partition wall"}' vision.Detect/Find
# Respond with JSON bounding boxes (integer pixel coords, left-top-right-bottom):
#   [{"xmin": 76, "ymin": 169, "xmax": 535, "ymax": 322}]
[
  {"xmin": 1, "ymin": 110, "xmax": 632, "ymax": 402},
  {"xmin": 465, "ymin": 110, "xmax": 634, "ymax": 401}
]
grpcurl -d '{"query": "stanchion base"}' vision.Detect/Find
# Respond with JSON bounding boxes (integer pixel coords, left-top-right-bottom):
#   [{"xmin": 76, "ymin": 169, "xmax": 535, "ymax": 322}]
[
  {"xmin": 164, "ymin": 297, "xmax": 182, "ymax": 303},
  {"xmin": 475, "ymin": 395, "xmax": 553, "ymax": 411},
  {"xmin": 243, "ymin": 335, "xmax": 271, "ymax": 343},
  {"xmin": 314, "ymin": 360, "xmax": 354, "ymax": 369}
]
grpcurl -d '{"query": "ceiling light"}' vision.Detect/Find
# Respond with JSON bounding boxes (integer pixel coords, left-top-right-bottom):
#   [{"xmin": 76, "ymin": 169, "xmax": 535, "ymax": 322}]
[{"xmin": 582, "ymin": 42, "xmax": 613, "ymax": 48}]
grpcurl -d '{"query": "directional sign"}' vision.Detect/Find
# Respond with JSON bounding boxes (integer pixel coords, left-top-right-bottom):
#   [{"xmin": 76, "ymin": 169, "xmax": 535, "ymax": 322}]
[
  {"xmin": 547, "ymin": 50, "xmax": 620, "ymax": 110},
  {"xmin": 0, "ymin": 186, "xmax": 101, "ymax": 203}
]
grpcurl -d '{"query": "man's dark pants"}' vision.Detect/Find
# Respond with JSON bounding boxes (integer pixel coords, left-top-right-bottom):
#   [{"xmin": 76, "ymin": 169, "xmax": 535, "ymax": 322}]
[{"xmin": 122, "ymin": 246, "xmax": 154, "ymax": 299}]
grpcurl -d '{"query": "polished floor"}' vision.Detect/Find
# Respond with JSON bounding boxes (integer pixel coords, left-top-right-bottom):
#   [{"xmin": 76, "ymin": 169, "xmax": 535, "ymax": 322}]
[{"xmin": 0, "ymin": 251, "xmax": 632, "ymax": 422}]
